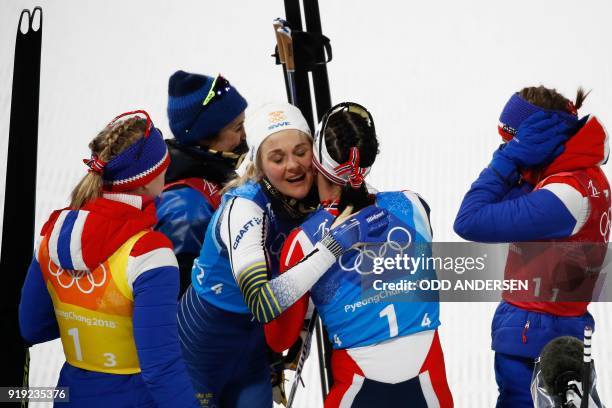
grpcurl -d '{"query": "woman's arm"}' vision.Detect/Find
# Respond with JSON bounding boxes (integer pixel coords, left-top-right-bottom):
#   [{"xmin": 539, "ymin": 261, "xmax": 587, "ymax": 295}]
[
  {"xmin": 222, "ymin": 198, "xmax": 388, "ymax": 324},
  {"xmin": 155, "ymin": 187, "xmax": 214, "ymax": 286},
  {"xmin": 264, "ymin": 227, "xmax": 310, "ymax": 352},
  {"xmin": 454, "ymin": 112, "xmax": 581, "ymax": 242},
  {"xmin": 454, "ymin": 163, "xmax": 587, "ymax": 243},
  {"xmin": 19, "ymin": 258, "xmax": 60, "ymax": 345},
  {"xmin": 129, "ymin": 231, "xmax": 198, "ymax": 408},
  {"xmin": 221, "ymin": 197, "xmax": 335, "ymax": 323}
]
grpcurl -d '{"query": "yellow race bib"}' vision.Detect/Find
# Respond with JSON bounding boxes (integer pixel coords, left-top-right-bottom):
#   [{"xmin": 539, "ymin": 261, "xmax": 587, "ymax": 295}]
[{"xmin": 39, "ymin": 231, "xmax": 147, "ymax": 374}]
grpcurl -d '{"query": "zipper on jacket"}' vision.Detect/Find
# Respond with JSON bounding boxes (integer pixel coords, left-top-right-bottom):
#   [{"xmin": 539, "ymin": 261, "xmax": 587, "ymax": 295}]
[{"xmin": 522, "ymin": 320, "xmax": 530, "ymax": 344}]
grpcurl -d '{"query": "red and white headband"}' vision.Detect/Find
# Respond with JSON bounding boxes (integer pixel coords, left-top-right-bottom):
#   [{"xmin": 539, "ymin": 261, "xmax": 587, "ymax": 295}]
[
  {"xmin": 312, "ymin": 102, "xmax": 374, "ymax": 189},
  {"xmin": 312, "ymin": 138, "xmax": 370, "ymax": 189}
]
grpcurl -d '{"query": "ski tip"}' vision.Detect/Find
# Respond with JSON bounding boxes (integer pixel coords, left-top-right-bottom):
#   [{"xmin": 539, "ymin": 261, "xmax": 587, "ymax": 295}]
[
  {"xmin": 18, "ymin": 9, "xmax": 31, "ymax": 35},
  {"xmin": 31, "ymin": 7, "xmax": 43, "ymax": 32},
  {"xmin": 17, "ymin": 8, "xmax": 42, "ymax": 35}
]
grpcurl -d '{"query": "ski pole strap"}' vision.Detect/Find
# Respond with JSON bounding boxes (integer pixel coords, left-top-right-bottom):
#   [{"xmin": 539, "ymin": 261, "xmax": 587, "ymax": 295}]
[{"xmin": 272, "ymin": 29, "xmax": 332, "ymax": 71}]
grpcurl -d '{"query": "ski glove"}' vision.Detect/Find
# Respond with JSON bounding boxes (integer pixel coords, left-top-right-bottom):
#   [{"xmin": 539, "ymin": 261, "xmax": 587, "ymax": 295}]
[
  {"xmin": 491, "ymin": 111, "xmax": 572, "ymax": 175},
  {"xmin": 321, "ymin": 205, "xmax": 389, "ymax": 257}
]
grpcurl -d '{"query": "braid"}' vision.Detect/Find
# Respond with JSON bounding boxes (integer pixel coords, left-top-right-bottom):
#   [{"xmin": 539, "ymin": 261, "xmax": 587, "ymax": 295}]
[
  {"xmin": 323, "ymin": 110, "xmax": 379, "ymax": 212},
  {"xmin": 92, "ymin": 117, "xmax": 146, "ymax": 162},
  {"xmin": 325, "ymin": 111, "xmax": 379, "ymax": 166},
  {"xmin": 70, "ymin": 117, "xmax": 147, "ymax": 208}
]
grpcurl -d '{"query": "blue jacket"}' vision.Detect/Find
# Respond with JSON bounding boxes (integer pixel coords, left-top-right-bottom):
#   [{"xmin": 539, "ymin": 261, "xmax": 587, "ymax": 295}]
[
  {"xmin": 454, "ymin": 117, "xmax": 610, "ymax": 357},
  {"xmin": 155, "ymin": 140, "xmax": 237, "ymax": 294}
]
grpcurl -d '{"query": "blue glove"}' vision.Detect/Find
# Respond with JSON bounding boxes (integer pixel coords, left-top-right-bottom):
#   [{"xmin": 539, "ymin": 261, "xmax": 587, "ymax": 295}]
[
  {"xmin": 493, "ymin": 111, "xmax": 573, "ymax": 171},
  {"xmin": 321, "ymin": 205, "xmax": 389, "ymax": 257}
]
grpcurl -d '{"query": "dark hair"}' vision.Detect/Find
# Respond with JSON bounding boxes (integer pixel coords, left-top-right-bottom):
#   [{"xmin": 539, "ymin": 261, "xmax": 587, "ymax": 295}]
[
  {"xmin": 323, "ymin": 110, "xmax": 379, "ymax": 212},
  {"xmin": 519, "ymin": 85, "xmax": 589, "ymax": 112}
]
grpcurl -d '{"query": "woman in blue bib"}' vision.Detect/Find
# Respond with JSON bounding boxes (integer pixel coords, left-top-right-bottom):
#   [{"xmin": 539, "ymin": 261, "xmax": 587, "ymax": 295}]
[{"xmin": 178, "ymin": 102, "xmax": 389, "ymax": 408}]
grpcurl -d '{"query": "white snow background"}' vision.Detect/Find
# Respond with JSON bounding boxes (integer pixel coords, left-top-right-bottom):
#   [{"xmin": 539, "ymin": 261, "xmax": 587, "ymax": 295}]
[{"xmin": 1, "ymin": 0, "xmax": 611, "ymax": 406}]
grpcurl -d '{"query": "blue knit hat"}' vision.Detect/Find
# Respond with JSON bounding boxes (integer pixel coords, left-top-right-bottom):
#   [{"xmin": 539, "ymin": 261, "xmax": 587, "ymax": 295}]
[{"xmin": 167, "ymin": 70, "xmax": 248, "ymax": 145}]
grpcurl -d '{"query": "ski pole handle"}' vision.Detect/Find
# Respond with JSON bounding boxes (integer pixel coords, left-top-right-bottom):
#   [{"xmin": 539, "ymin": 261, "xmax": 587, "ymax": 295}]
[
  {"xmin": 277, "ymin": 26, "xmax": 295, "ymax": 72},
  {"xmin": 276, "ymin": 26, "xmax": 297, "ymax": 104},
  {"xmin": 273, "ymin": 18, "xmax": 287, "ymax": 65}
]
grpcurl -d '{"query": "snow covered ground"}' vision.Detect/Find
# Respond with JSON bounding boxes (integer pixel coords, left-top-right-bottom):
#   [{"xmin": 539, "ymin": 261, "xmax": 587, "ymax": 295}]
[{"xmin": 1, "ymin": 0, "xmax": 611, "ymax": 406}]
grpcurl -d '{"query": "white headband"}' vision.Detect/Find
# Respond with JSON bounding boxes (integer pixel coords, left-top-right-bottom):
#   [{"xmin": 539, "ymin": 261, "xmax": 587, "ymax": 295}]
[{"xmin": 244, "ymin": 102, "xmax": 311, "ymax": 165}]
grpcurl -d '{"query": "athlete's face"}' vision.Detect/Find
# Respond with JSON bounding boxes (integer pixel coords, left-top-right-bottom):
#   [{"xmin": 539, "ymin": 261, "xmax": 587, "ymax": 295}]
[
  {"xmin": 259, "ymin": 130, "xmax": 313, "ymax": 199},
  {"xmin": 205, "ymin": 112, "xmax": 246, "ymax": 152}
]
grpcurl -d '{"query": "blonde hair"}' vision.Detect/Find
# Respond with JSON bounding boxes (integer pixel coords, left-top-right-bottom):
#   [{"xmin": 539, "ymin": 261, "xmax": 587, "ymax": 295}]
[
  {"xmin": 220, "ymin": 155, "xmax": 262, "ymax": 196},
  {"xmin": 70, "ymin": 117, "xmax": 147, "ymax": 208},
  {"xmin": 219, "ymin": 130, "xmax": 313, "ymax": 196}
]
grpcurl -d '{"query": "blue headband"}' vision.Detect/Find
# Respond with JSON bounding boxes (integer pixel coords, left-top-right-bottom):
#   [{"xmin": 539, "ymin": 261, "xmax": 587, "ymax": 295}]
[
  {"xmin": 99, "ymin": 111, "xmax": 170, "ymax": 191},
  {"xmin": 498, "ymin": 93, "xmax": 579, "ymax": 140}
]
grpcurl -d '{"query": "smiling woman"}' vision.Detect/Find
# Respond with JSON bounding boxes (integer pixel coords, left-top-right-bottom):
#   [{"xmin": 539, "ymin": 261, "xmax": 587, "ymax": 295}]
[
  {"xmin": 175, "ymin": 102, "xmax": 392, "ymax": 407},
  {"xmin": 259, "ymin": 130, "xmax": 313, "ymax": 198}
]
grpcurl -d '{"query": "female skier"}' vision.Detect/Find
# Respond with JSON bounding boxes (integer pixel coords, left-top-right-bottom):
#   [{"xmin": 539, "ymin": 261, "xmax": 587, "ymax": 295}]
[
  {"xmin": 454, "ymin": 87, "xmax": 610, "ymax": 407},
  {"xmin": 18, "ymin": 111, "xmax": 198, "ymax": 407},
  {"xmin": 156, "ymin": 70, "xmax": 249, "ymax": 295},
  {"xmin": 264, "ymin": 102, "xmax": 454, "ymax": 407},
  {"xmin": 177, "ymin": 102, "xmax": 389, "ymax": 408}
]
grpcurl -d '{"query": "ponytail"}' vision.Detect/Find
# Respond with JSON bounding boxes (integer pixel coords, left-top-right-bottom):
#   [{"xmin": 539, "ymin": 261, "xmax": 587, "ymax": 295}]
[
  {"xmin": 574, "ymin": 87, "xmax": 590, "ymax": 110},
  {"xmin": 70, "ymin": 173, "xmax": 103, "ymax": 209},
  {"xmin": 338, "ymin": 184, "xmax": 372, "ymax": 213}
]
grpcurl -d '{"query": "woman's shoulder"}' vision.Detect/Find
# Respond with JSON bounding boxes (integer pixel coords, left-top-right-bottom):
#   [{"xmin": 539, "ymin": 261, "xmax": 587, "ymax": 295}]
[
  {"xmin": 130, "ymin": 230, "xmax": 174, "ymax": 256},
  {"xmin": 222, "ymin": 180, "xmax": 269, "ymax": 210},
  {"xmin": 225, "ymin": 179, "xmax": 261, "ymax": 197},
  {"xmin": 39, "ymin": 208, "xmax": 69, "ymax": 237},
  {"xmin": 375, "ymin": 190, "xmax": 431, "ymax": 217}
]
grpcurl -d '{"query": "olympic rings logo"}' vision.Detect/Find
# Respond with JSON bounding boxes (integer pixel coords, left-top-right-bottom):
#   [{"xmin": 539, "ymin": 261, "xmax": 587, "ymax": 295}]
[
  {"xmin": 48, "ymin": 260, "xmax": 107, "ymax": 294},
  {"xmin": 338, "ymin": 226, "xmax": 412, "ymax": 275},
  {"xmin": 600, "ymin": 207, "xmax": 612, "ymax": 243}
]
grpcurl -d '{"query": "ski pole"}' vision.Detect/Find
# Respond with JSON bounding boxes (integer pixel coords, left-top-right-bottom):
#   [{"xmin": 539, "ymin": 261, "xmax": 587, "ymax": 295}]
[
  {"xmin": 287, "ymin": 310, "xmax": 319, "ymax": 408},
  {"xmin": 581, "ymin": 326, "xmax": 592, "ymax": 408},
  {"xmin": 272, "ymin": 12, "xmax": 332, "ymax": 404}
]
